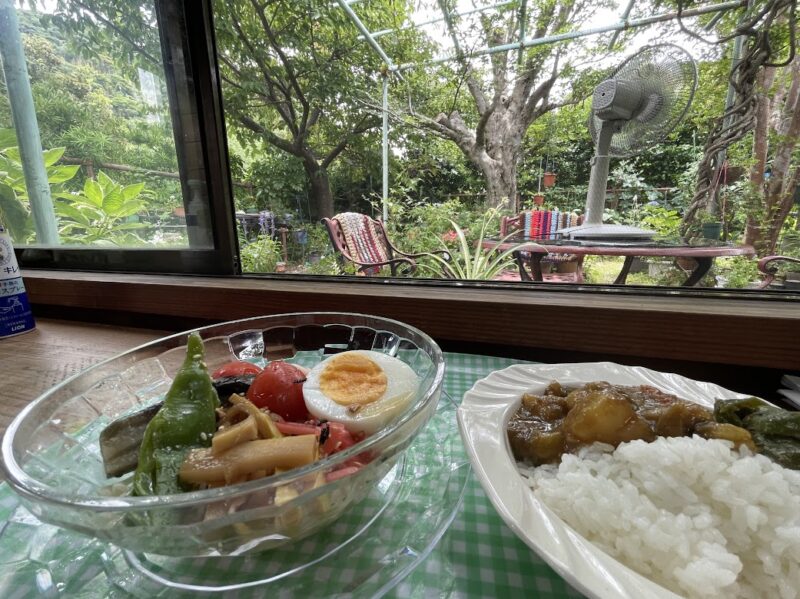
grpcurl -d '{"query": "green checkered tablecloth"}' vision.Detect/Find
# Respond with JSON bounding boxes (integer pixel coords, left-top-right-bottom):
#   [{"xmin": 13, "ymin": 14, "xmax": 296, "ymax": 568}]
[{"xmin": 0, "ymin": 353, "xmax": 584, "ymax": 598}]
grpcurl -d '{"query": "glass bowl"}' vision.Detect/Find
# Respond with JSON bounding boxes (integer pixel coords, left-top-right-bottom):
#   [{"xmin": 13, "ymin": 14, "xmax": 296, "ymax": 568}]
[{"xmin": 1, "ymin": 313, "xmax": 445, "ymax": 557}]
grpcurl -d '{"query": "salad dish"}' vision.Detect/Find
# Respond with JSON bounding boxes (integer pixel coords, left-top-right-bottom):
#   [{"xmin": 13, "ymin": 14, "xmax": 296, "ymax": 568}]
[{"xmin": 1, "ymin": 313, "xmax": 445, "ymax": 557}]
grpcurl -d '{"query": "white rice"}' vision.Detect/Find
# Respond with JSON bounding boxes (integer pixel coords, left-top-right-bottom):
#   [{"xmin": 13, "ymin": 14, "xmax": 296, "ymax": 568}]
[{"xmin": 520, "ymin": 436, "xmax": 800, "ymax": 599}]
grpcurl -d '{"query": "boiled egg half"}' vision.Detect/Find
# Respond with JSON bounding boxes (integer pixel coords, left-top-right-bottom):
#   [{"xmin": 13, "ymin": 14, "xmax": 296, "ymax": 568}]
[{"xmin": 303, "ymin": 350, "xmax": 419, "ymax": 435}]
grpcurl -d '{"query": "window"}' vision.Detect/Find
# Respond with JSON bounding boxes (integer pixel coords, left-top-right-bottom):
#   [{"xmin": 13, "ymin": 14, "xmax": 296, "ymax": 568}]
[
  {"xmin": 209, "ymin": 0, "xmax": 799, "ymax": 293},
  {"xmin": 1, "ymin": 0, "xmax": 237, "ymax": 273},
  {"xmin": 1, "ymin": 0, "xmax": 798, "ymax": 294}
]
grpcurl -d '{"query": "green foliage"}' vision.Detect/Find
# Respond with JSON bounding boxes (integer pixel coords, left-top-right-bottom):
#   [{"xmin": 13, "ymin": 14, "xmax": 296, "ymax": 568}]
[
  {"xmin": 56, "ymin": 171, "xmax": 149, "ymax": 245},
  {"xmin": 305, "ymin": 224, "xmax": 332, "ymax": 254},
  {"xmin": 1, "ymin": 10, "xmax": 180, "ymax": 218},
  {"xmin": 639, "ymin": 205, "xmax": 682, "ymax": 241},
  {"xmin": 778, "ymin": 229, "xmax": 800, "ymax": 259},
  {"xmin": 418, "ymin": 207, "xmax": 538, "ymax": 280},
  {"xmin": 0, "ymin": 129, "xmax": 81, "ymax": 242},
  {"xmin": 212, "ymin": 0, "xmax": 428, "ymax": 218},
  {"xmin": 521, "ymin": 103, "xmax": 595, "ymax": 191},
  {"xmin": 715, "ymin": 256, "xmax": 761, "ymax": 289},
  {"xmin": 387, "ymin": 136, "xmax": 483, "ymax": 205},
  {"xmin": 240, "ymin": 235, "xmax": 281, "ymax": 273},
  {"xmin": 379, "ymin": 195, "xmax": 489, "ymax": 259},
  {"xmin": 0, "ymin": 182, "xmax": 29, "ymax": 241},
  {"xmin": 241, "ymin": 152, "xmax": 307, "ymax": 215},
  {"xmin": 302, "ymin": 253, "xmax": 348, "ymax": 276},
  {"xmin": 41, "ymin": 0, "xmax": 161, "ymax": 80}
]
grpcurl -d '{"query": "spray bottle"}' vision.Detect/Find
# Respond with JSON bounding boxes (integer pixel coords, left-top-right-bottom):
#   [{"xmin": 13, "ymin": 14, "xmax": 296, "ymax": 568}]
[{"xmin": 0, "ymin": 223, "xmax": 35, "ymax": 338}]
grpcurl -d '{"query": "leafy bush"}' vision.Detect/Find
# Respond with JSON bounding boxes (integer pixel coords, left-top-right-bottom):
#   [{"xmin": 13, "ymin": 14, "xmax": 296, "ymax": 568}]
[
  {"xmin": 305, "ymin": 223, "xmax": 332, "ymax": 254},
  {"xmin": 0, "ymin": 129, "xmax": 81, "ymax": 242},
  {"xmin": 639, "ymin": 205, "xmax": 682, "ymax": 241},
  {"xmin": 418, "ymin": 207, "xmax": 538, "ymax": 280},
  {"xmin": 779, "ymin": 229, "xmax": 800, "ymax": 260},
  {"xmin": 302, "ymin": 253, "xmax": 351, "ymax": 276},
  {"xmin": 714, "ymin": 256, "xmax": 761, "ymax": 289},
  {"xmin": 240, "ymin": 235, "xmax": 281, "ymax": 273},
  {"xmin": 379, "ymin": 194, "xmax": 494, "ymax": 257},
  {"xmin": 56, "ymin": 171, "xmax": 149, "ymax": 245}
]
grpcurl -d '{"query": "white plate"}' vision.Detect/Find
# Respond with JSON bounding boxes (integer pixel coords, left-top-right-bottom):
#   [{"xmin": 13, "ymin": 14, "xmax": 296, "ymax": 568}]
[{"xmin": 456, "ymin": 362, "xmax": 750, "ymax": 599}]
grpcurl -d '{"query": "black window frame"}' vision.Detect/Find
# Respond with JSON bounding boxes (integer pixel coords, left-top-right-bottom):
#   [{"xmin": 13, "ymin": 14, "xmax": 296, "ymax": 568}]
[
  {"xmin": 6, "ymin": 0, "xmax": 799, "ymax": 303},
  {"xmin": 13, "ymin": 0, "xmax": 240, "ymax": 275}
]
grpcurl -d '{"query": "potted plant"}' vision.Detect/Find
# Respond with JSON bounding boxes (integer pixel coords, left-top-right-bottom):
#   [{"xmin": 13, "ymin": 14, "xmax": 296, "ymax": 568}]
[
  {"xmin": 543, "ymin": 172, "xmax": 556, "ymax": 188},
  {"xmin": 701, "ymin": 221, "xmax": 722, "ymax": 240},
  {"xmin": 695, "ymin": 211, "xmax": 722, "ymax": 241},
  {"xmin": 306, "ymin": 224, "xmax": 331, "ymax": 264},
  {"xmin": 533, "ymin": 194, "xmax": 545, "ymax": 207}
]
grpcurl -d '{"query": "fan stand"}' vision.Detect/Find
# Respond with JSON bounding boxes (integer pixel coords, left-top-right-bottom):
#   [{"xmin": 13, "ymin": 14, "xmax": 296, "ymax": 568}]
[{"xmin": 560, "ymin": 121, "xmax": 655, "ymax": 241}]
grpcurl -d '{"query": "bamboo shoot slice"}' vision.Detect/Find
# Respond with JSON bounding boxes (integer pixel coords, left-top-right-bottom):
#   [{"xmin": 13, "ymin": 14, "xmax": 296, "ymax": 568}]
[
  {"xmin": 211, "ymin": 415, "xmax": 258, "ymax": 455},
  {"xmin": 180, "ymin": 435, "xmax": 318, "ymax": 485}
]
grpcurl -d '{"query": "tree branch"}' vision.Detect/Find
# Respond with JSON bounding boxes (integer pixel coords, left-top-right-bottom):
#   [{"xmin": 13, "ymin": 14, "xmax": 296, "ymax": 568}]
[
  {"xmin": 522, "ymin": 52, "xmax": 560, "ymax": 123},
  {"xmin": 72, "ymin": 0, "xmax": 160, "ymax": 67},
  {"xmin": 249, "ymin": 0, "xmax": 310, "ymax": 127},
  {"xmin": 229, "ymin": 4, "xmax": 299, "ymax": 136},
  {"xmin": 436, "ymin": 0, "xmax": 488, "ymax": 115},
  {"xmin": 321, "ymin": 117, "xmax": 380, "ymax": 168},
  {"xmin": 236, "ymin": 114, "xmax": 298, "ymax": 156}
]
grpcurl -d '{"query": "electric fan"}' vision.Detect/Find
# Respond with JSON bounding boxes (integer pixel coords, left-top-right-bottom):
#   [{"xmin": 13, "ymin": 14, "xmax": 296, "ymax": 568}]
[{"xmin": 560, "ymin": 44, "xmax": 697, "ymax": 240}]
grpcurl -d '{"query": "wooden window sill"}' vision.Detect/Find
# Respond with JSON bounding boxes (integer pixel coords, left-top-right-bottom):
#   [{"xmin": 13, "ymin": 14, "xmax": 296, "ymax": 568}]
[{"xmin": 22, "ymin": 270, "xmax": 800, "ymax": 370}]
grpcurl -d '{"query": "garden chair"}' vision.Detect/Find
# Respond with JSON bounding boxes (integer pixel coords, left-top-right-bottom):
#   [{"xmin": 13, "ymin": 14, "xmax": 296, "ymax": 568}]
[
  {"xmin": 322, "ymin": 212, "xmax": 450, "ymax": 276},
  {"xmin": 500, "ymin": 210, "xmax": 584, "ymax": 283},
  {"xmin": 757, "ymin": 255, "xmax": 800, "ymax": 289}
]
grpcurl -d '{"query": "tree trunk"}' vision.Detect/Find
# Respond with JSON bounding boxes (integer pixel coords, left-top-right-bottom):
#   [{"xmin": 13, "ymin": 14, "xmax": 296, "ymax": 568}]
[
  {"xmin": 303, "ymin": 159, "xmax": 334, "ymax": 220},
  {"xmin": 744, "ymin": 68, "xmax": 775, "ymax": 250},
  {"xmin": 421, "ymin": 2, "xmax": 574, "ymax": 213},
  {"xmin": 480, "ymin": 153, "xmax": 518, "ymax": 209},
  {"xmin": 744, "ymin": 58, "xmax": 800, "ymax": 255}
]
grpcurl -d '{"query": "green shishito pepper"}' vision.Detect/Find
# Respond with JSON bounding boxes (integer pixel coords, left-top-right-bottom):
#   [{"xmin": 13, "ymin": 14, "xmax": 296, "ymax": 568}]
[
  {"xmin": 132, "ymin": 332, "xmax": 220, "ymax": 496},
  {"xmin": 715, "ymin": 397, "xmax": 800, "ymax": 470}
]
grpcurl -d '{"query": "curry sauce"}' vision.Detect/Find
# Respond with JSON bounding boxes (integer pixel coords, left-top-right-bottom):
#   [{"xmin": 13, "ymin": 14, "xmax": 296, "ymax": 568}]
[{"xmin": 508, "ymin": 381, "xmax": 755, "ymax": 465}]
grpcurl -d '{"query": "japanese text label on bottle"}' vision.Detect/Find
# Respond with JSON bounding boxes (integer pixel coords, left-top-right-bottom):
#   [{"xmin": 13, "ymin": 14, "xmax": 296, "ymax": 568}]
[{"xmin": 0, "ymin": 224, "xmax": 35, "ymax": 338}]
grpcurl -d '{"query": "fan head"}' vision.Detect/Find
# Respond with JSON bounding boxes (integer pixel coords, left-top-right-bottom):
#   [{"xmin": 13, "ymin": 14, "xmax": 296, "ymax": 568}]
[{"xmin": 589, "ymin": 44, "xmax": 697, "ymax": 157}]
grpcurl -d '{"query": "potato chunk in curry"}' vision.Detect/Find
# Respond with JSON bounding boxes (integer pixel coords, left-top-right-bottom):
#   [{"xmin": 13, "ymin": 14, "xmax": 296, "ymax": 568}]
[{"xmin": 508, "ymin": 381, "xmax": 754, "ymax": 465}]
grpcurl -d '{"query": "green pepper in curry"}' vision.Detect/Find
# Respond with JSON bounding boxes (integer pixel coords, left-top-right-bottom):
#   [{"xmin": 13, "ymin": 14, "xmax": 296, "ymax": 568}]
[
  {"xmin": 714, "ymin": 397, "xmax": 800, "ymax": 470},
  {"xmin": 132, "ymin": 332, "xmax": 220, "ymax": 496}
]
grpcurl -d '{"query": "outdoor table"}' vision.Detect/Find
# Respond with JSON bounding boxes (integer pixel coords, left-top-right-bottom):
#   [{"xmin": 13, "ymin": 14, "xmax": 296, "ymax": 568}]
[
  {"xmin": 481, "ymin": 237, "xmax": 756, "ymax": 286},
  {"xmin": 235, "ymin": 212, "xmax": 262, "ymax": 238},
  {"xmin": 0, "ymin": 319, "xmax": 584, "ymax": 598}
]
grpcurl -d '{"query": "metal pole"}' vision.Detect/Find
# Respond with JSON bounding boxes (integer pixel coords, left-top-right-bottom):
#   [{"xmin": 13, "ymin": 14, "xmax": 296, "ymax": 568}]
[
  {"xmin": 369, "ymin": 1, "xmax": 515, "ymax": 40},
  {"xmin": 0, "ymin": 0, "xmax": 59, "ymax": 244},
  {"xmin": 382, "ymin": 74, "xmax": 389, "ymax": 223},
  {"xmin": 437, "ymin": 0, "xmax": 464, "ymax": 59},
  {"xmin": 334, "ymin": 0, "xmax": 395, "ymax": 70},
  {"xmin": 396, "ymin": 0, "xmax": 746, "ymax": 71}
]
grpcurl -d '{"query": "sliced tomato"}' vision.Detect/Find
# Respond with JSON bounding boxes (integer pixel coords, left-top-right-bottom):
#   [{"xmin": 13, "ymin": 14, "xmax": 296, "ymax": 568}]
[
  {"xmin": 321, "ymin": 422, "xmax": 356, "ymax": 455},
  {"xmin": 275, "ymin": 421, "xmax": 319, "ymax": 437},
  {"xmin": 211, "ymin": 360, "xmax": 262, "ymax": 379},
  {"xmin": 246, "ymin": 361, "xmax": 309, "ymax": 421}
]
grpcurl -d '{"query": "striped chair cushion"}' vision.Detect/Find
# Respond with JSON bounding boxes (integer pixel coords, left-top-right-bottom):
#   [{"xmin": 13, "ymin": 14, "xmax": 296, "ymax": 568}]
[{"xmin": 334, "ymin": 213, "xmax": 391, "ymax": 273}]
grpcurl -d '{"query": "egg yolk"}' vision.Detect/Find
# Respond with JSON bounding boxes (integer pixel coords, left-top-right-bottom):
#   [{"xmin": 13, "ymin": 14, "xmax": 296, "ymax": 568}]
[{"xmin": 318, "ymin": 353, "xmax": 388, "ymax": 406}]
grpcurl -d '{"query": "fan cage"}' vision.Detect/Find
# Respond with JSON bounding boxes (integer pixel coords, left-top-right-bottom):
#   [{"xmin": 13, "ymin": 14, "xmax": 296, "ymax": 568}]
[{"xmin": 589, "ymin": 44, "xmax": 698, "ymax": 158}]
